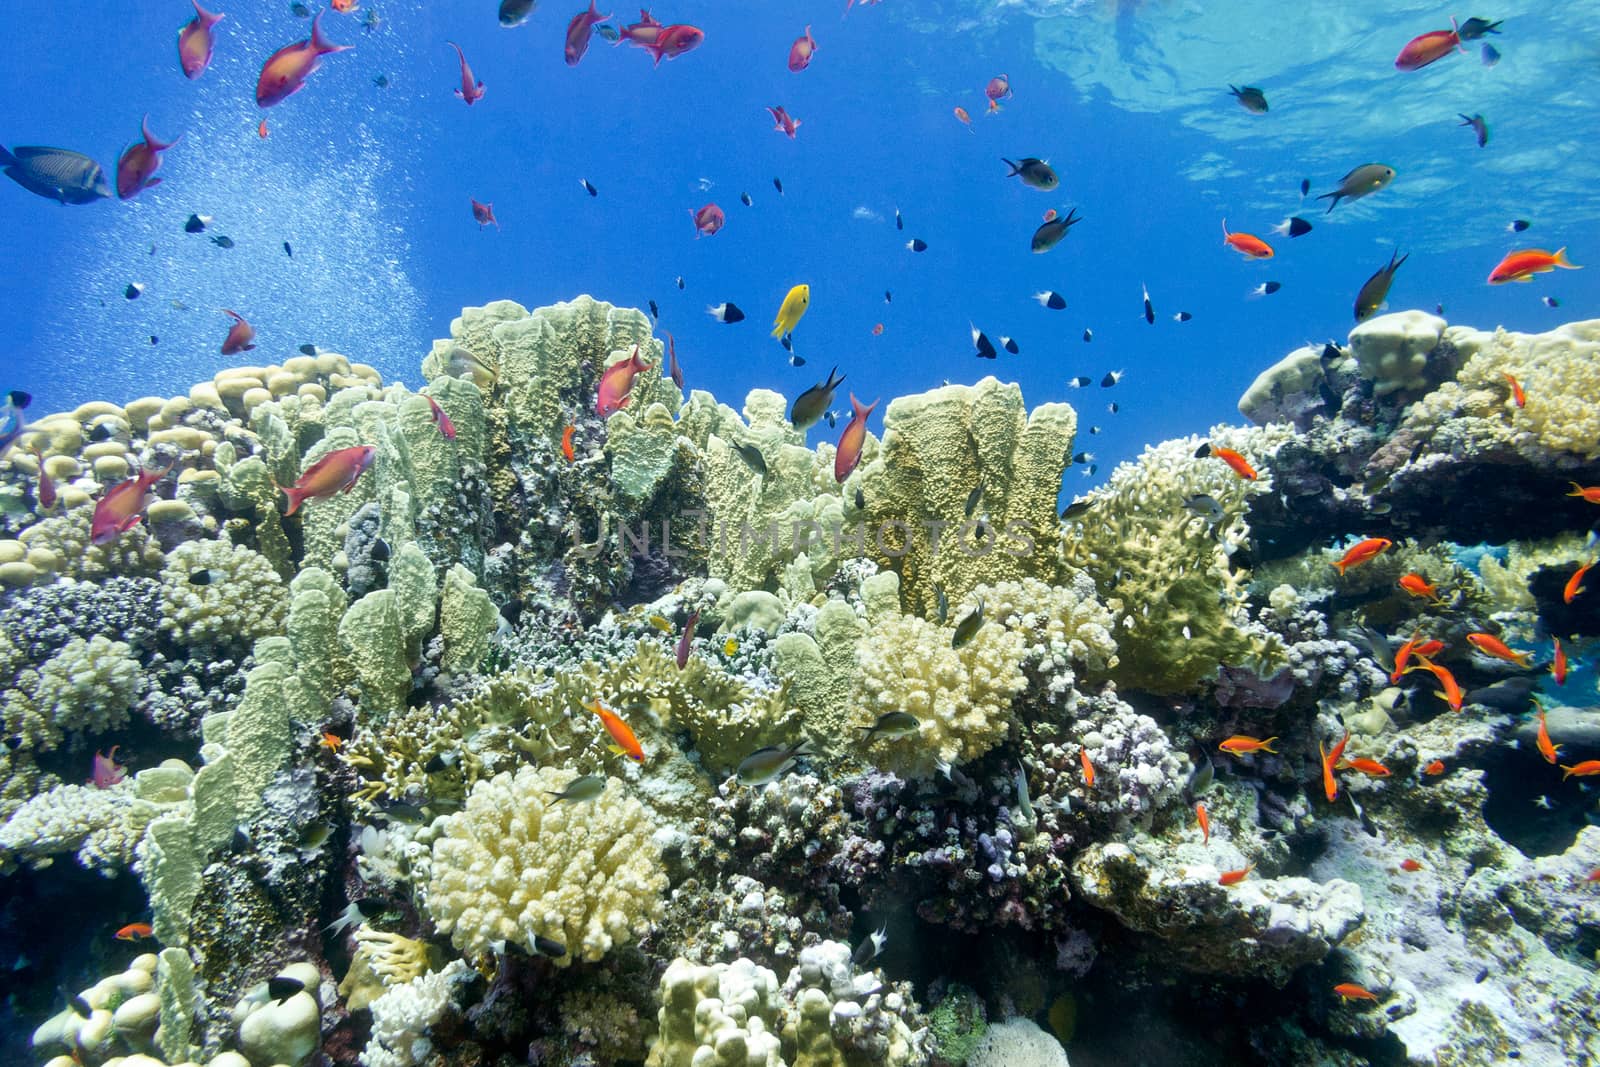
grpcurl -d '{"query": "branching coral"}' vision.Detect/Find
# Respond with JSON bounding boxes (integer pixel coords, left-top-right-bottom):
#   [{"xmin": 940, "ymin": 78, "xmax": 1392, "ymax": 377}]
[
  {"xmin": 27, "ymin": 635, "xmax": 143, "ymax": 743},
  {"xmin": 423, "ymin": 765, "xmax": 667, "ymax": 964},
  {"xmin": 158, "ymin": 539, "xmax": 287, "ymax": 653}
]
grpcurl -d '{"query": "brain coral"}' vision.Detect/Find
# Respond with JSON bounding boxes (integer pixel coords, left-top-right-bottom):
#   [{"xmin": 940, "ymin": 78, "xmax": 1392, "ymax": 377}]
[
  {"xmin": 158, "ymin": 539, "xmax": 288, "ymax": 652},
  {"xmin": 423, "ymin": 765, "xmax": 667, "ymax": 965}
]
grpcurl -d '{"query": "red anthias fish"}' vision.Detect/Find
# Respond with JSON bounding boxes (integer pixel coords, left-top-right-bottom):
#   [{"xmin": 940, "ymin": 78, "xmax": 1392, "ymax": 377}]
[
  {"xmin": 768, "ymin": 105, "xmax": 801, "ymax": 139},
  {"xmin": 220, "ymin": 309, "xmax": 256, "ymax": 355},
  {"xmin": 256, "ymin": 10, "xmax": 352, "ymax": 108},
  {"xmin": 31, "ymin": 445, "xmax": 56, "ymax": 510},
  {"xmin": 641, "ymin": 21, "xmax": 704, "ymax": 65},
  {"xmin": 618, "ymin": 8, "xmax": 664, "ymax": 47},
  {"xmin": 91, "ymin": 460, "xmax": 174, "ymax": 545},
  {"xmin": 116, "ymin": 116, "xmax": 180, "ymax": 200},
  {"xmin": 424, "ymin": 395, "xmax": 456, "ymax": 440},
  {"xmin": 280, "ymin": 445, "xmax": 377, "ymax": 516},
  {"xmin": 1394, "ymin": 17, "xmax": 1464, "ymax": 72},
  {"xmin": 834, "ymin": 392, "xmax": 878, "ymax": 482},
  {"xmin": 596, "ymin": 345, "xmax": 650, "ymax": 417},
  {"xmin": 177, "ymin": 0, "xmax": 225, "ymax": 80},
  {"xmin": 691, "ymin": 202, "xmax": 724, "ymax": 237},
  {"xmin": 447, "ymin": 41, "xmax": 485, "ymax": 104},
  {"xmin": 565, "ymin": 0, "xmax": 611, "ymax": 66},
  {"xmin": 471, "ymin": 198, "xmax": 500, "ymax": 230},
  {"xmin": 788, "ymin": 25, "xmax": 817, "ymax": 72},
  {"xmin": 91, "ymin": 746, "xmax": 127, "ymax": 788},
  {"xmin": 985, "ymin": 73, "xmax": 1011, "ymax": 104},
  {"xmin": 676, "ymin": 610, "xmax": 698, "ymax": 669}
]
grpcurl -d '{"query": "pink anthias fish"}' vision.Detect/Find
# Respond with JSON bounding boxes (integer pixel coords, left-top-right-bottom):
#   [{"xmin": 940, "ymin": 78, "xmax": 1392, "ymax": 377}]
[
  {"xmin": 842, "ymin": 0, "xmax": 883, "ymax": 17},
  {"xmin": 596, "ymin": 345, "xmax": 650, "ymax": 417},
  {"xmin": 788, "ymin": 25, "xmax": 817, "ymax": 72},
  {"xmin": 424, "ymin": 395, "xmax": 456, "ymax": 439},
  {"xmin": 279, "ymin": 445, "xmax": 377, "ymax": 516},
  {"xmin": 256, "ymin": 9, "xmax": 352, "ymax": 107},
  {"xmin": 471, "ymin": 198, "xmax": 500, "ymax": 230},
  {"xmin": 116, "ymin": 116, "xmax": 180, "ymax": 200},
  {"xmin": 91, "ymin": 459, "xmax": 175, "ymax": 545},
  {"xmin": 220, "ymin": 309, "xmax": 256, "ymax": 355},
  {"xmin": 834, "ymin": 392, "xmax": 878, "ymax": 482},
  {"xmin": 565, "ymin": 0, "xmax": 611, "ymax": 66},
  {"xmin": 617, "ymin": 9, "xmax": 703, "ymax": 65},
  {"xmin": 1394, "ymin": 17, "xmax": 1465, "ymax": 71},
  {"xmin": 691, "ymin": 202, "xmax": 724, "ymax": 237},
  {"xmin": 90, "ymin": 746, "xmax": 126, "ymax": 789},
  {"xmin": 31, "ymin": 445, "xmax": 56, "ymax": 510},
  {"xmin": 447, "ymin": 41, "xmax": 485, "ymax": 104},
  {"xmin": 665, "ymin": 330, "xmax": 683, "ymax": 389},
  {"xmin": 177, "ymin": 0, "xmax": 225, "ymax": 80},
  {"xmin": 768, "ymin": 105, "xmax": 801, "ymax": 139},
  {"xmin": 676, "ymin": 610, "xmax": 698, "ymax": 669}
]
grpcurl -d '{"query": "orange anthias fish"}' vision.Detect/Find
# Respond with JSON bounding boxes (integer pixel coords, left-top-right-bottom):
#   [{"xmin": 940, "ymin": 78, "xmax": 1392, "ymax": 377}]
[
  {"xmin": 1196, "ymin": 802, "xmax": 1210, "ymax": 844},
  {"xmin": 1333, "ymin": 982, "xmax": 1379, "ymax": 1001},
  {"xmin": 1535, "ymin": 703, "xmax": 1561, "ymax": 765},
  {"xmin": 447, "ymin": 41, "xmax": 485, "ymax": 104},
  {"xmin": 953, "ymin": 106, "xmax": 973, "ymax": 128},
  {"xmin": 871, "ymin": 323, "xmax": 884, "ymax": 336},
  {"xmin": 1221, "ymin": 218, "xmax": 1274, "ymax": 259},
  {"xmin": 1394, "ymin": 17, "xmax": 1463, "ymax": 70},
  {"xmin": 1399, "ymin": 859, "xmax": 1422, "ymax": 872},
  {"xmin": 834, "ymin": 392, "xmax": 878, "ymax": 483},
  {"xmin": 220, "ymin": 309, "xmax": 257, "ymax": 355},
  {"xmin": 1080, "ymin": 748, "xmax": 1096, "ymax": 788},
  {"xmin": 1398, "ymin": 574, "xmax": 1440, "ymax": 602},
  {"xmin": 318, "ymin": 732, "xmax": 343, "ymax": 752},
  {"xmin": 1566, "ymin": 482, "xmax": 1600, "ymax": 504},
  {"xmin": 1320, "ymin": 739, "xmax": 1339, "ymax": 802},
  {"xmin": 116, "ymin": 115, "xmax": 181, "ymax": 200},
  {"xmin": 1466, "ymin": 632, "xmax": 1532, "ymax": 667},
  {"xmin": 256, "ymin": 10, "xmax": 352, "ymax": 108},
  {"xmin": 1219, "ymin": 863, "xmax": 1254, "ymax": 886},
  {"xmin": 1503, "ymin": 373, "xmax": 1526, "ymax": 408},
  {"xmin": 91, "ymin": 459, "xmax": 175, "ymax": 545},
  {"xmin": 1409, "ymin": 657, "xmax": 1464, "ymax": 712},
  {"xmin": 787, "ymin": 24, "xmax": 817, "ymax": 72},
  {"xmin": 1339, "ymin": 757, "xmax": 1391, "ymax": 777},
  {"xmin": 1423, "ymin": 759, "xmax": 1446, "ymax": 776},
  {"xmin": 588, "ymin": 699, "xmax": 644, "ymax": 762},
  {"xmin": 1218, "ymin": 735, "xmax": 1277, "ymax": 756},
  {"xmin": 1565, "ymin": 560, "xmax": 1594, "ymax": 604},
  {"xmin": 1195, "ymin": 442, "xmax": 1256, "ymax": 479},
  {"xmin": 280, "ymin": 444, "xmax": 377, "ymax": 516},
  {"xmin": 1552, "ymin": 636, "xmax": 1567, "ymax": 686},
  {"xmin": 1333, "ymin": 537, "xmax": 1392, "ymax": 575},
  {"xmin": 331, "ymin": 0, "xmax": 360, "ymax": 11},
  {"xmin": 1487, "ymin": 247, "xmax": 1581, "ymax": 284},
  {"xmin": 1560, "ymin": 760, "xmax": 1600, "ymax": 780},
  {"xmin": 258, "ymin": 118, "xmax": 269, "ymax": 138},
  {"xmin": 178, "ymin": 0, "xmax": 224, "ymax": 80},
  {"xmin": 471, "ymin": 198, "xmax": 500, "ymax": 231},
  {"xmin": 561, "ymin": 425, "xmax": 577, "ymax": 462},
  {"xmin": 114, "ymin": 922, "xmax": 154, "ymax": 941},
  {"xmin": 1413, "ymin": 639, "xmax": 1445, "ymax": 660},
  {"xmin": 596, "ymin": 345, "xmax": 650, "ymax": 417},
  {"xmin": 1390, "ymin": 630, "xmax": 1425, "ymax": 685}
]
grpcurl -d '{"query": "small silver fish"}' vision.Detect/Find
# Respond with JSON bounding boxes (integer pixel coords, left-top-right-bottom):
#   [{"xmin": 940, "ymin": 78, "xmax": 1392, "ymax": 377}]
[
  {"xmin": 545, "ymin": 774, "xmax": 606, "ymax": 803},
  {"xmin": 1184, "ymin": 493, "xmax": 1224, "ymax": 523},
  {"xmin": 965, "ymin": 483, "xmax": 984, "ymax": 517},
  {"xmin": 858, "ymin": 711, "xmax": 920, "ymax": 744},
  {"xmin": 934, "ymin": 583, "xmax": 948, "ymax": 624},
  {"xmin": 733, "ymin": 441, "xmax": 767, "ymax": 476},
  {"xmin": 951, "ymin": 598, "xmax": 985, "ymax": 649},
  {"xmin": 736, "ymin": 740, "xmax": 811, "ymax": 786}
]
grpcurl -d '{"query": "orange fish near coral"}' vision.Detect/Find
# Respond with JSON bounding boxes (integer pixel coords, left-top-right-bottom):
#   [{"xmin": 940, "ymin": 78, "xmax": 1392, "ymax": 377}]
[
  {"xmin": 834, "ymin": 392, "xmax": 878, "ymax": 483},
  {"xmin": 114, "ymin": 923, "xmax": 154, "ymax": 941},
  {"xmin": 1552, "ymin": 636, "xmax": 1567, "ymax": 686},
  {"xmin": 1399, "ymin": 859, "xmax": 1422, "ymax": 872},
  {"xmin": 1221, "ymin": 218, "xmax": 1274, "ymax": 259},
  {"xmin": 1535, "ymin": 702, "xmax": 1561, "ymax": 765},
  {"xmin": 1413, "ymin": 639, "xmax": 1445, "ymax": 660},
  {"xmin": 1466, "ymin": 632, "xmax": 1532, "ymax": 667},
  {"xmin": 1423, "ymin": 759, "xmax": 1446, "ymax": 776},
  {"xmin": 1565, "ymin": 560, "xmax": 1594, "ymax": 604},
  {"xmin": 91, "ymin": 459, "xmax": 175, "ymax": 545},
  {"xmin": 279, "ymin": 445, "xmax": 376, "ymax": 516},
  {"xmin": 1320, "ymin": 739, "xmax": 1340, "ymax": 802},
  {"xmin": 1218, "ymin": 735, "xmax": 1277, "ymax": 756},
  {"xmin": 1566, "ymin": 482, "xmax": 1600, "ymax": 504},
  {"xmin": 1195, "ymin": 442, "xmax": 1256, "ymax": 479},
  {"xmin": 1390, "ymin": 630, "xmax": 1425, "ymax": 685},
  {"xmin": 1560, "ymin": 760, "xmax": 1600, "ymax": 779},
  {"xmin": 1219, "ymin": 864, "xmax": 1254, "ymax": 886},
  {"xmin": 1196, "ymin": 802, "xmax": 1210, "ymax": 844},
  {"xmin": 1398, "ymin": 574, "xmax": 1440, "ymax": 602},
  {"xmin": 1503, "ymin": 373, "xmax": 1526, "ymax": 408},
  {"xmin": 588, "ymin": 699, "xmax": 644, "ymax": 762},
  {"xmin": 318, "ymin": 732, "xmax": 343, "ymax": 752},
  {"xmin": 1080, "ymin": 748, "xmax": 1095, "ymax": 788},
  {"xmin": 596, "ymin": 345, "xmax": 650, "ymax": 418},
  {"xmin": 424, "ymin": 396, "xmax": 456, "ymax": 440},
  {"xmin": 1339, "ymin": 757, "xmax": 1391, "ymax": 777},
  {"xmin": 1333, "ymin": 982, "xmax": 1379, "ymax": 1001},
  {"xmin": 1488, "ymin": 247, "xmax": 1580, "ymax": 284},
  {"xmin": 561, "ymin": 425, "xmax": 576, "ymax": 462},
  {"xmin": 1409, "ymin": 657, "xmax": 1464, "ymax": 712},
  {"xmin": 1333, "ymin": 537, "xmax": 1392, "ymax": 576},
  {"xmin": 220, "ymin": 309, "xmax": 257, "ymax": 355}
]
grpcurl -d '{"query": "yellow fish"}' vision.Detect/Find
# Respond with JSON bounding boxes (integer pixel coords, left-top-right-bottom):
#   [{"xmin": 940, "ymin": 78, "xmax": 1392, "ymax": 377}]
[
  {"xmin": 723, "ymin": 637, "xmax": 739, "ymax": 656},
  {"xmin": 771, "ymin": 283, "xmax": 811, "ymax": 339}
]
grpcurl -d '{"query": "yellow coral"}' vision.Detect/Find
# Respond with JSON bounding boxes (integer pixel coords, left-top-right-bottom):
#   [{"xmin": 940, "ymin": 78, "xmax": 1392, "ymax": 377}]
[{"xmin": 424, "ymin": 765, "xmax": 667, "ymax": 965}]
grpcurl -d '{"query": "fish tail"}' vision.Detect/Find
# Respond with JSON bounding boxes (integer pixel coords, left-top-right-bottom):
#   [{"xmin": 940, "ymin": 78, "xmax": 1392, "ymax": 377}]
[
  {"xmin": 281, "ymin": 484, "xmax": 307, "ymax": 516},
  {"xmin": 1002, "ymin": 157, "xmax": 1020, "ymax": 175},
  {"xmin": 1317, "ymin": 192, "xmax": 1339, "ymax": 213},
  {"xmin": 1554, "ymin": 247, "xmax": 1581, "ymax": 269},
  {"xmin": 1261, "ymin": 738, "xmax": 1278, "ymax": 753}
]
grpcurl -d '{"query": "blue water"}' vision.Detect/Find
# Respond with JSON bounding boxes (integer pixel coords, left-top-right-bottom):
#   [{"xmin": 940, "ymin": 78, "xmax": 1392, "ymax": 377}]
[{"xmin": 2, "ymin": 0, "xmax": 1595, "ymax": 482}]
